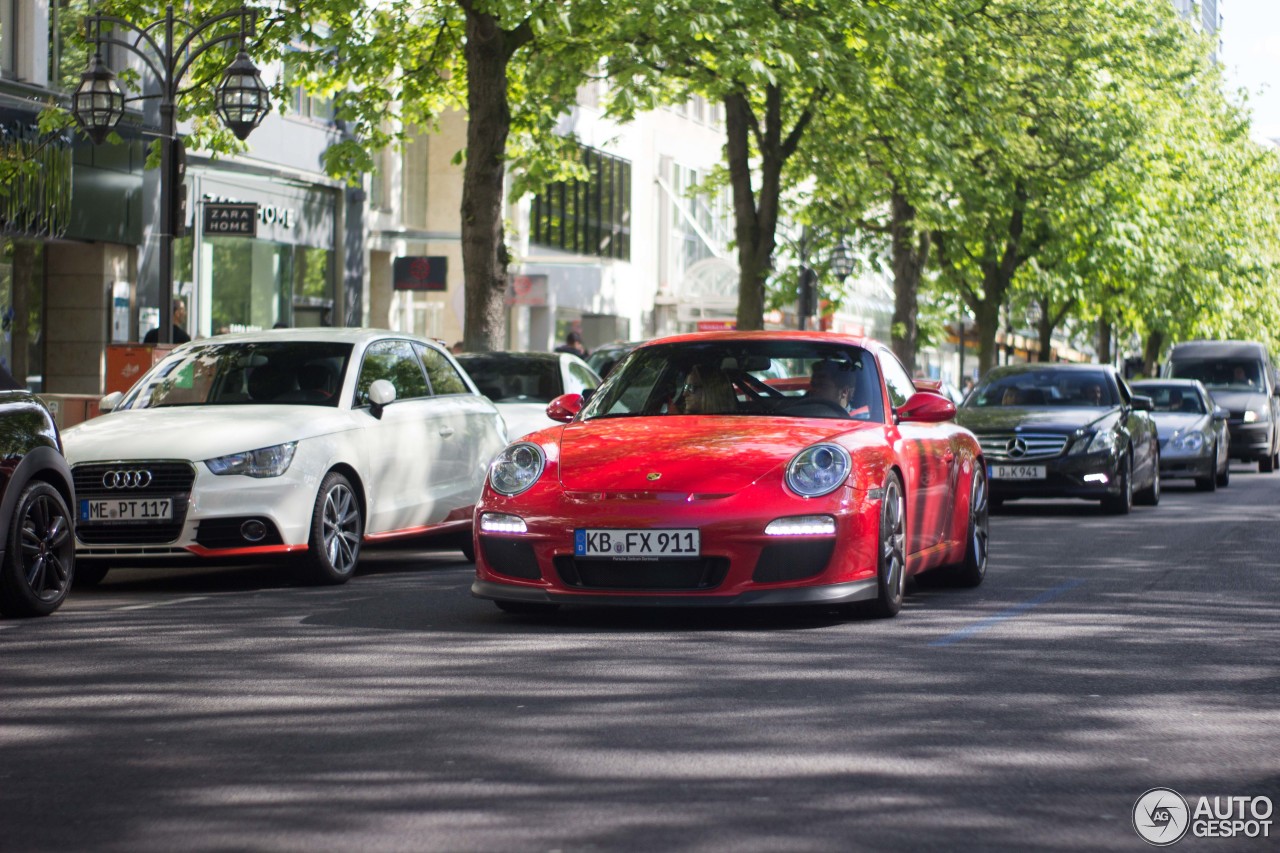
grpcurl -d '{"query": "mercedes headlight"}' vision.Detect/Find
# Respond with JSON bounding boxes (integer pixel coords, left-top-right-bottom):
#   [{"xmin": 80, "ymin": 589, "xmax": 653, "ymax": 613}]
[
  {"xmin": 1084, "ymin": 429, "xmax": 1117, "ymax": 454},
  {"xmin": 205, "ymin": 442, "xmax": 297, "ymax": 477},
  {"xmin": 785, "ymin": 443, "xmax": 852, "ymax": 498},
  {"xmin": 1170, "ymin": 431, "xmax": 1205, "ymax": 452},
  {"xmin": 489, "ymin": 442, "xmax": 546, "ymax": 496}
]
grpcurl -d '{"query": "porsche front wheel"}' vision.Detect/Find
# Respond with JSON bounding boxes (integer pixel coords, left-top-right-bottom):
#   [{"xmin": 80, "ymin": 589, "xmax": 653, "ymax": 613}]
[
  {"xmin": 299, "ymin": 472, "xmax": 363, "ymax": 585},
  {"xmin": 864, "ymin": 472, "xmax": 906, "ymax": 618},
  {"xmin": 951, "ymin": 467, "xmax": 989, "ymax": 588}
]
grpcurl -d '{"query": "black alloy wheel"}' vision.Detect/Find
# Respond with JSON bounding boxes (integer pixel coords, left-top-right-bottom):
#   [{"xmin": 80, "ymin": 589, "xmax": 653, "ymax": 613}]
[
  {"xmin": 1102, "ymin": 454, "xmax": 1133, "ymax": 515},
  {"xmin": 0, "ymin": 482, "xmax": 75, "ymax": 617},
  {"xmin": 1135, "ymin": 449, "xmax": 1161, "ymax": 506}
]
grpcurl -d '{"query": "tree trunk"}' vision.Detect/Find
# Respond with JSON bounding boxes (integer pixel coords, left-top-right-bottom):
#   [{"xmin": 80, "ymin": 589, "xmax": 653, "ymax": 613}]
[
  {"xmin": 889, "ymin": 189, "xmax": 928, "ymax": 374},
  {"xmin": 724, "ymin": 92, "xmax": 776, "ymax": 331},
  {"xmin": 460, "ymin": 8, "xmax": 523, "ymax": 353},
  {"xmin": 1037, "ymin": 307, "xmax": 1053, "ymax": 363},
  {"xmin": 1097, "ymin": 317, "xmax": 1112, "ymax": 365},
  {"xmin": 972, "ymin": 300, "xmax": 1001, "ymax": 378},
  {"xmin": 1143, "ymin": 330, "xmax": 1165, "ymax": 378}
]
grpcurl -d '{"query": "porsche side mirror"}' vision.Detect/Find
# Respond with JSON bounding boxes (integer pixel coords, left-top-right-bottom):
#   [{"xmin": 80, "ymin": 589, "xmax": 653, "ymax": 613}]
[
  {"xmin": 368, "ymin": 379, "xmax": 397, "ymax": 419},
  {"xmin": 1131, "ymin": 395, "xmax": 1154, "ymax": 412},
  {"xmin": 98, "ymin": 391, "xmax": 124, "ymax": 413},
  {"xmin": 897, "ymin": 391, "xmax": 956, "ymax": 424},
  {"xmin": 546, "ymin": 393, "xmax": 583, "ymax": 423}
]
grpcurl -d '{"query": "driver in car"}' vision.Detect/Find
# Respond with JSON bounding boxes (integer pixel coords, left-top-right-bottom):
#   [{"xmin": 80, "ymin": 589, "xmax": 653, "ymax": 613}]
[{"xmin": 807, "ymin": 359, "xmax": 866, "ymax": 417}]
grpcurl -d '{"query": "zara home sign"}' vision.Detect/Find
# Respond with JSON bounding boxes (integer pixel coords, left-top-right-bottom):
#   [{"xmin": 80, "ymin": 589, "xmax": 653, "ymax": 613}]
[{"xmin": 203, "ymin": 202, "xmax": 259, "ymax": 236}]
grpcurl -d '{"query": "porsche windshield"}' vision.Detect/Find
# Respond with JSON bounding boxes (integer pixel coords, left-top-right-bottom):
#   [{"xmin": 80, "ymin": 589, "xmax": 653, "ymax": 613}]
[
  {"xmin": 116, "ymin": 341, "xmax": 354, "ymax": 409},
  {"xmin": 580, "ymin": 340, "xmax": 885, "ymax": 421}
]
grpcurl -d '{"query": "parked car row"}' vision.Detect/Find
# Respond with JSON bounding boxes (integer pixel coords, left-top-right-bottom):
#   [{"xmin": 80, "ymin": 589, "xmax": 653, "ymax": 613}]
[{"xmin": 2, "ymin": 331, "xmax": 1266, "ymax": 620}]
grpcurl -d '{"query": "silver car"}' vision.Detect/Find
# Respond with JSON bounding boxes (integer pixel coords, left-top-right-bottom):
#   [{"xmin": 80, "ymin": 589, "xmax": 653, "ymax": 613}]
[{"xmin": 1131, "ymin": 379, "xmax": 1230, "ymax": 491}]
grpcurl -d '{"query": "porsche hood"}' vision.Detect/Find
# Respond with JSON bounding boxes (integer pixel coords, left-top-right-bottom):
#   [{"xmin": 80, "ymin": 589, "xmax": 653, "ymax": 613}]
[{"xmin": 552, "ymin": 417, "xmax": 870, "ymax": 493}]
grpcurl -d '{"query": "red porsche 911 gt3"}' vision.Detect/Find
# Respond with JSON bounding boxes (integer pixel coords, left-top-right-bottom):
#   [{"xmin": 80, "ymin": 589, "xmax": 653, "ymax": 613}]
[{"xmin": 471, "ymin": 331, "xmax": 988, "ymax": 618}]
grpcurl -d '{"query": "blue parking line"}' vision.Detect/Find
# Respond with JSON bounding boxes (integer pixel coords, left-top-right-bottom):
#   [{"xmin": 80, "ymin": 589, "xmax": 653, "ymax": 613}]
[{"xmin": 929, "ymin": 578, "xmax": 1086, "ymax": 647}]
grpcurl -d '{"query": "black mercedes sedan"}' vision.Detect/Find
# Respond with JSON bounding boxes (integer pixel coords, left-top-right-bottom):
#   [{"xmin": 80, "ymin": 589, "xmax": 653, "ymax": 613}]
[{"xmin": 955, "ymin": 364, "xmax": 1160, "ymax": 514}]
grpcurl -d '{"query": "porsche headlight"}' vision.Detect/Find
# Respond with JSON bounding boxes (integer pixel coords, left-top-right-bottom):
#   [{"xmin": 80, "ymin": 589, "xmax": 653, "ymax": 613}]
[
  {"xmin": 489, "ymin": 442, "xmax": 546, "ymax": 496},
  {"xmin": 205, "ymin": 441, "xmax": 297, "ymax": 477},
  {"xmin": 1170, "ymin": 431, "xmax": 1205, "ymax": 452},
  {"xmin": 785, "ymin": 443, "xmax": 852, "ymax": 498}
]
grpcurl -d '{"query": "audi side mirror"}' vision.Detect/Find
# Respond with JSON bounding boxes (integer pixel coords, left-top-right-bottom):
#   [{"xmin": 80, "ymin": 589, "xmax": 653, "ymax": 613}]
[
  {"xmin": 367, "ymin": 379, "xmax": 396, "ymax": 419},
  {"xmin": 98, "ymin": 391, "xmax": 124, "ymax": 413}
]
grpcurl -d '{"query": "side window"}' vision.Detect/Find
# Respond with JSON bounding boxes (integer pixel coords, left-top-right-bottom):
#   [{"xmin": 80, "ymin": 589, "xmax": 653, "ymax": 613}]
[
  {"xmin": 414, "ymin": 343, "xmax": 468, "ymax": 395},
  {"xmin": 878, "ymin": 349, "xmax": 916, "ymax": 410},
  {"xmin": 564, "ymin": 362, "xmax": 597, "ymax": 396},
  {"xmin": 356, "ymin": 340, "xmax": 429, "ymax": 405}
]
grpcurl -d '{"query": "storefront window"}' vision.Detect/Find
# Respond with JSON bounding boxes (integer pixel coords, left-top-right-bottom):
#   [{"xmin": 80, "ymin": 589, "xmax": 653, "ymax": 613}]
[
  {"xmin": 175, "ymin": 235, "xmax": 334, "ymax": 334},
  {"xmin": 0, "ymin": 240, "xmax": 45, "ymax": 389}
]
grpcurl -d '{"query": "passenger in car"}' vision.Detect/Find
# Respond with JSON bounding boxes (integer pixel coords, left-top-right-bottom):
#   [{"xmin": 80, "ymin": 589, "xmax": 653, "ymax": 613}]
[{"xmin": 676, "ymin": 364, "xmax": 736, "ymax": 414}]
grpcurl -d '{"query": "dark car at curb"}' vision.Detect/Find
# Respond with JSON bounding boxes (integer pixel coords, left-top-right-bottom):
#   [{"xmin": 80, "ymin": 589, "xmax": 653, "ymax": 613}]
[
  {"xmin": 1130, "ymin": 378, "xmax": 1231, "ymax": 492},
  {"xmin": 1162, "ymin": 340, "xmax": 1280, "ymax": 473},
  {"xmin": 955, "ymin": 364, "xmax": 1160, "ymax": 514},
  {"xmin": 0, "ymin": 387, "xmax": 76, "ymax": 617}
]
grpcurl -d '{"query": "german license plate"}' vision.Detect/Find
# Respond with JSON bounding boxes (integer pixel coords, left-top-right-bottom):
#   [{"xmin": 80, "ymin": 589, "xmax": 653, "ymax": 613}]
[
  {"xmin": 79, "ymin": 498, "xmax": 173, "ymax": 523},
  {"xmin": 989, "ymin": 464, "xmax": 1046, "ymax": 480},
  {"xmin": 574, "ymin": 528, "xmax": 700, "ymax": 558}
]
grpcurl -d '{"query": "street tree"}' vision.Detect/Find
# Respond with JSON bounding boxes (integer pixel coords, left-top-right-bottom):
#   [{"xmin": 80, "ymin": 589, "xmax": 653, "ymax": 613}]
[{"xmin": 602, "ymin": 0, "xmax": 873, "ymax": 330}]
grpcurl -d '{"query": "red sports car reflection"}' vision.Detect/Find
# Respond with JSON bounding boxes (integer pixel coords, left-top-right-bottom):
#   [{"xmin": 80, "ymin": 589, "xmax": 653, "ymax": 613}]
[{"xmin": 471, "ymin": 331, "xmax": 988, "ymax": 618}]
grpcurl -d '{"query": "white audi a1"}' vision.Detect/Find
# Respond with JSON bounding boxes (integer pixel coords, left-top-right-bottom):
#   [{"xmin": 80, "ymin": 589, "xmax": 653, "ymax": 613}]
[{"xmin": 61, "ymin": 328, "xmax": 507, "ymax": 586}]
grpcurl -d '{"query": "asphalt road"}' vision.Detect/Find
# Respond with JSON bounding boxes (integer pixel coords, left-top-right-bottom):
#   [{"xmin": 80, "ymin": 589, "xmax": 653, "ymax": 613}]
[{"xmin": 2, "ymin": 466, "xmax": 1278, "ymax": 852}]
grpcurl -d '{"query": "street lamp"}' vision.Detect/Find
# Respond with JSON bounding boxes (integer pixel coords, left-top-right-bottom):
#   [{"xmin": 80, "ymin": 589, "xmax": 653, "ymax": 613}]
[
  {"xmin": 70, "ymin": 6, "xmax": 270, "ymax": 344},
  {"xmin": 798, "ymin": 233, "xmax": 855, "ymax": 331}
]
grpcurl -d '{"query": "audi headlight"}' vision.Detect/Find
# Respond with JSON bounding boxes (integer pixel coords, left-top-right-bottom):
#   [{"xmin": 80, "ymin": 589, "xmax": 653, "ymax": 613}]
[
  {"xmin": 1171, "ymin": 431, "xmax": 1205, "ymax": 452},
  {"xmin": 205, "ymin": 441, "xmax": 297, "ymax": 477},
  {"xmin": 785, "ymin": 443, "xmax": 852, "ymax": 498},
  {"xmin": 489, "ymin": 442, "xmax": 546, "ymax": 496}
]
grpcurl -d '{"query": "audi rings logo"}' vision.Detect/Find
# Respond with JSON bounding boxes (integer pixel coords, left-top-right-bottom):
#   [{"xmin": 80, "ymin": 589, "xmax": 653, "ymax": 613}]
[
  {"xmin": 102, "ymin": 469, "xmax": 153, "ymax": 489},
  {"xmin": 1006, "ymin": 437, "xmax": 1028, "ymax": 458}
]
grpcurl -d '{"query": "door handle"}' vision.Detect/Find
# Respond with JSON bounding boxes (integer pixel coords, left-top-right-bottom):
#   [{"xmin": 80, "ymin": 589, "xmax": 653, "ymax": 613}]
[{"xmin": 438, "ymin": 426, "xmax": 455, "ymax": 437}]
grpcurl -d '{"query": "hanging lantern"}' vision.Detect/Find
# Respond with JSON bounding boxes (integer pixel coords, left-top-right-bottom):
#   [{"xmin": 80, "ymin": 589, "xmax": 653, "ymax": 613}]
[
  {"xmin": 215, "ymin": 52, "xmax": 271, "ymax": 140},
  {"xmin": 71, "ymin": 53, "xmax": 125, "ymax": 145}
]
